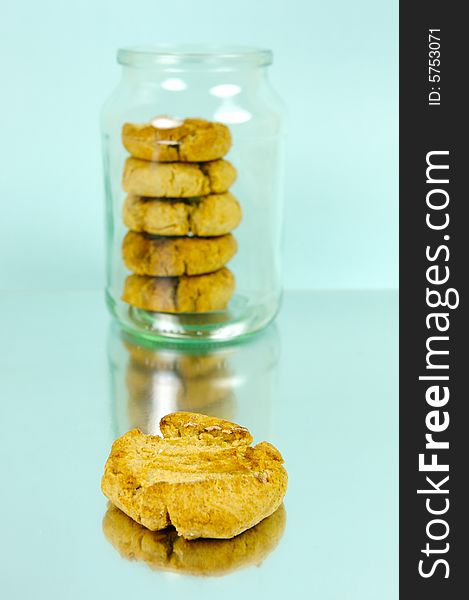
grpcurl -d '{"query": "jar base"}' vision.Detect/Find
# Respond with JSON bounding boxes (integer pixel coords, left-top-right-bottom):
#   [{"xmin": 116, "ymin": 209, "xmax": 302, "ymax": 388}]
[{"xmin": 106, "ymin": 290, "xmax": 280, "ymax": 345}]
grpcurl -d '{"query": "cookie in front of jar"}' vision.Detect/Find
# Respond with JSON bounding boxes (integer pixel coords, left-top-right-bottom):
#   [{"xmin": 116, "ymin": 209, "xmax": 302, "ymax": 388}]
[
  {"xmin": 101, "ymin": 412, "xmax": 288, "ymax": 539},
  {"xmin": 122, "ymin": 158, "xmax": 237, "ymax": 198},
  {"xmin": 122, "ymin": 267, "xmax": 235, "ymax": 313},
  {"xmin": 122, "ymin": 231, "xmax": 237, "ymax": 277},
  {"xmin": 122, "ymin": 117, "xmax": 232, "ymax": 163},
  {"xmin": 102, "ymin": 502, "xmax": 286, "ymax": 576},
  {"xmin": 123, "ymin": 192, "xmax": 242, "ymax": 237}
]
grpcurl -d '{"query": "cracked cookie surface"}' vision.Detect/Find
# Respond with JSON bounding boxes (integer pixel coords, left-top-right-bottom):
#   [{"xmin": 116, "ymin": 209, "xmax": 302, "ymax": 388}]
[
  {"xmin": 122, "ymin": 268, "xmax": 235, "ymax": 313},
  {"xmin": 101, "ymin": 412, "xmax": 288, "ymax": 539},
  {"xmin": 122, "ymin": 231, "xmax": 237, "ymax": 277},
  {"xmin": 122, "ymin": 157, "xmax": 237, "ymax": 198},
  {"xmin": 122, "ymin": 118, "xmax": 232, "ymax": 163},
  {"xmin": 123, "ymin": 192, "xmax": 242, "ymax": 237}
]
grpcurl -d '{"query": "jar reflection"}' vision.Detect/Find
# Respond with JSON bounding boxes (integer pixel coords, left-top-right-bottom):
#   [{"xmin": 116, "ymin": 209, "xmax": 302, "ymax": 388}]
[
  {"xmin": 108, "ymin": 324, "xmax": 280, "ymax": 441},
  {"xmin": 103, "ymin": 502, "xmax": 286, "ymax": 577},
  {"xmin": 102, "ymin": 46, "xmax": 286, "ymax": 342}
]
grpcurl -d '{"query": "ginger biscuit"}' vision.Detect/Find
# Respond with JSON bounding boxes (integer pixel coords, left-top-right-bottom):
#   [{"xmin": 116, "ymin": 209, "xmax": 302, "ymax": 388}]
[
  {"xmin": 122, "ymin": 118, "xmax": 232, "ymax": 163},
  {"xmin": 122, "ymin": 158, "xmax": 237, "ymax": 198},
  {"xmin": 123, "ymin": 192, "xmax": 242, "ymax": 237},
  {"xmin": 101, "ymin": 412, "xmax": 288, "ymax": 539},
  {"xmin": 122, "ymin": 268, "xmax": 235, "ymax": 313},
  {"xmin": 122, "ymin": 231, "xmax": 237, "ymax": 277}
]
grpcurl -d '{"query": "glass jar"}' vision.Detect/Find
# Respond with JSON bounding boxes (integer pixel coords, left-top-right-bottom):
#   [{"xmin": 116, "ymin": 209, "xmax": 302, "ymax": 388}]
[{"xmin": 101, "ymin": 45, "xmax": 285, "ymax": 343}]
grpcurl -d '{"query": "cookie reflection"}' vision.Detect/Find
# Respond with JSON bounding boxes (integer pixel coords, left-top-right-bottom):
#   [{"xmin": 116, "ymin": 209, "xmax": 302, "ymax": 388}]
[
  {"xmin": 103, "ymin": 503, "xmax": 286, "ymax": 577},
  {"xmin": 108, "ymin": 324, "xmax": 280, "ymax": 440}
]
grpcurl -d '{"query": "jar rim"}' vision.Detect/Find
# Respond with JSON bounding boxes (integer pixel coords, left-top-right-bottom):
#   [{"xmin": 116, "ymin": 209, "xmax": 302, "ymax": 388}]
[{"xmin": 117, "ymin": 45, "xmax": 273, "ymax": 68}]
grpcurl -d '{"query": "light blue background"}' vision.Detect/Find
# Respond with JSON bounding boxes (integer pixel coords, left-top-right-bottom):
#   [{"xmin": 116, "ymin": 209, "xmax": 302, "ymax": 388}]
[{"xmin": 0, "ymin": 0, "xmax": 397, "ymax": 291}]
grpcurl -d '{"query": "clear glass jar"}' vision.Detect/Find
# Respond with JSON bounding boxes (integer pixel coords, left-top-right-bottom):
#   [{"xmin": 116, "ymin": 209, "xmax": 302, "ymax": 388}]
[{"xmin": 101, "ymin": 45, "xmax": 285, "ymax": 343}]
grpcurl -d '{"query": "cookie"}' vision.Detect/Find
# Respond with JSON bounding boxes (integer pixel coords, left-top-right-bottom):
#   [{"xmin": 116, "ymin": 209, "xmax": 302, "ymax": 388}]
[
  {"xmin": 122, "ymin": 268, "xmax": 235, "ymax": 313},
  {"xmin": 123, "ymin": 192, "xmax": 242, "ymax": 237},
  {"xmin": 122, "ymin": 231, "xmax": 237, "ymax": 277},
  {"xmin": 122, "ymin": 158, "xmax": 237, "ymax": 198},
  {"xmin": 122, "ymin": 118, "xmax": 232, "ymax": 163},
  {"xmin": 101, "ymin": 412, "xmax": 288, "ymax": 539},
  {"xmin": 103, "ymin": 502, "xmax": 286, "ymax": 576}
]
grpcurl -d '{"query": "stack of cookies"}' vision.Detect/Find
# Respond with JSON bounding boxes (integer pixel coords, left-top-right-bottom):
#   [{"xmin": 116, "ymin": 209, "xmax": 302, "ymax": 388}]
[{"xmin": 120, "ymin": 117, "xmax": 241, "ymax": 314}]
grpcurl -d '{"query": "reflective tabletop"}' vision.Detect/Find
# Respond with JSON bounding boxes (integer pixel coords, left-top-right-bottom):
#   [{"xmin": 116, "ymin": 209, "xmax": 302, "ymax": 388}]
[{"xmin": 0, "ymin": 290, "xmax": 397, "ymax": 599}]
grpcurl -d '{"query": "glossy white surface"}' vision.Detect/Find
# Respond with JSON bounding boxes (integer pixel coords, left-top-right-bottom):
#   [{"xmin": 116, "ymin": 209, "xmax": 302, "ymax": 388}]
[{"xmin": 0, "ymin": 290, "xmax": 397, "ymax": 599}]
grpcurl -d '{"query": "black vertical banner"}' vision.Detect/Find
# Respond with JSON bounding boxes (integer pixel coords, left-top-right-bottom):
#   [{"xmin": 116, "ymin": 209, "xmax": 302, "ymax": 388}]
[{"xmin": 400, "ymin": 2, "xmax": 467, "ymax": 598}]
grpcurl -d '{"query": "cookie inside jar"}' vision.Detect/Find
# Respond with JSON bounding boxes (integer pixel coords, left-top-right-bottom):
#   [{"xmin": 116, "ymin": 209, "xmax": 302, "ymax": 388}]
[{"xmin": 120, "ymin": 116, "xmax": 240, "ymax": 315}]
